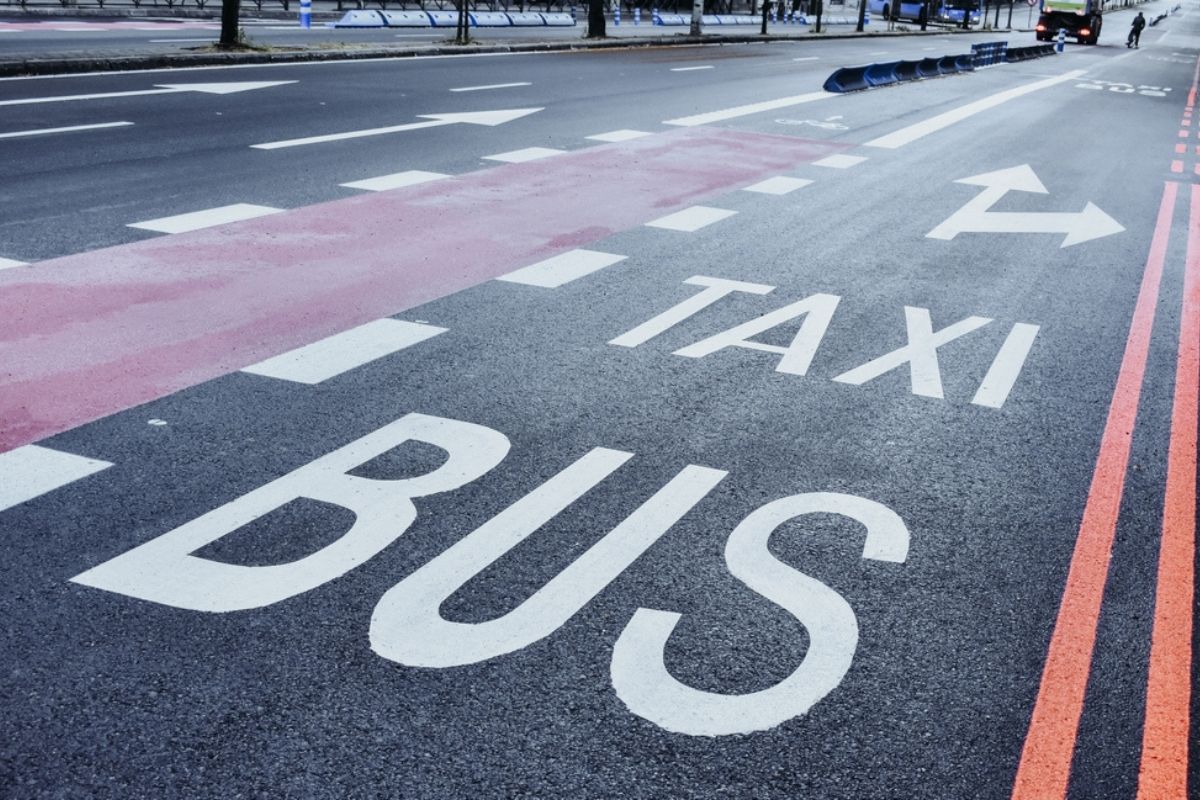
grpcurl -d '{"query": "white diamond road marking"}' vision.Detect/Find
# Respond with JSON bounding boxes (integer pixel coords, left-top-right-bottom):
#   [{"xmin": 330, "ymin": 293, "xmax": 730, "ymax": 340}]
[
  {"xmin": 0, "ymin": 445, "xmax": 112, "ymax": 513},
  {"xmin": 743, "ymin": 176, "xmax": 814, "ymax": 195},
  {"xmin": 586, "ymin": 129, "xmax": 652, "ymax": 142},
  {"xmin": 340, "ymin": 170, "xmax": 449, "ymax": 192},
  {"xmin": 240, "ymin": 318, "xmax": 447, "ymax": 385},
  {"xmin": 813, "ymin": 154, "xmax": 867, "ymax": 169},
  {"xmin": 483, "ymin": 147, "xmax": 566, "ymax": 163},
  {"xmin": 497, "ymin": 249, "xmax": 628, "ymax": 288},
  {"xmin": 128, "ymin": 203, "xmax": 282, "ymax": 234},
  {"xmin": 646, "ymin": 206, "xmax": 737, "ymax": 232},
  {"xmin": 0, "ymin": 257, "xmax": 27, "ymax": 270}
]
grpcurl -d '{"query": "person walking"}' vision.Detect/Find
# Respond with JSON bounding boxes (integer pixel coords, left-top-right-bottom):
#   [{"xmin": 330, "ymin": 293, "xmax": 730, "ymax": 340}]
[{"xmin": 1127, "ymin": 11, "xmax": 1146, "ymax": 48}]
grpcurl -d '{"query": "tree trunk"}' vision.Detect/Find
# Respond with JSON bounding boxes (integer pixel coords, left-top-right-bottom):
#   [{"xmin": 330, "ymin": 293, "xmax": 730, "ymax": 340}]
[
  {"xmin": 587, "ymin": 0, "xmax": 606, "ymax": 36},
  {"xmin": 220, "ymin": 0, "xmax": 240, "ymax": 47}
]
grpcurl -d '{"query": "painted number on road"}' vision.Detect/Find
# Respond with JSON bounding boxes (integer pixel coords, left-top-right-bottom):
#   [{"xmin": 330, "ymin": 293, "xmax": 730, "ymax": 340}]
[{"xmin": 1075, "ymin": 79, "xmax": 1172, "ymax": 97}]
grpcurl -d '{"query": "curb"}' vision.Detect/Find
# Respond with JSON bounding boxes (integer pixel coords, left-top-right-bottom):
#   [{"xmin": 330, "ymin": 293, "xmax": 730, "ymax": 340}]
[{"xmin": 0, "ymin": 27, "xmax": 990, "ymax": 77}]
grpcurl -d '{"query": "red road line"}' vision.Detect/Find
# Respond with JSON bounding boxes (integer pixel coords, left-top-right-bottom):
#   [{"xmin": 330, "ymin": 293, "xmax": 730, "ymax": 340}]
[
  {"xmin": 0, "ymin": 128, "xmax": 846, "ymax": 452},
  {"xmin": 1010, "ymin": 182, "xmax": 1179, "ymax": 800},
  {"xmin": 1135, "ymin": 184, "xmax": 1199, "ymax": 800}
]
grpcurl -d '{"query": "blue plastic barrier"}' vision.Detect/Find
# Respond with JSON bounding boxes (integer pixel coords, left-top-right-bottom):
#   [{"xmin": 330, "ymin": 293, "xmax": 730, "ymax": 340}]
[
  {"xmin": 865, "ymin": 61, "xmax": 899, "ymax": 87},
  {"xmin": 427, "ymin": 10, "xmax": 459, "ymax": 26},
  {"xmin": 379, "ymin": 10, "xmax": 432, "ymax": 27},
  {"xmin": 470, "ymin": 11, "xmax": 512, "ymax": 26},
  {"xmin": 541, "ymin": 12, "xmax": 576, "ymax": 25},
  {"xmin": 894, "ymin": 60, "xmax": 921, "ymax": 81},
  {"xmin": 333, "ymin": 9, "xmax": 386, "ymax": 27},
  {"xmin": 971, "ymin": 40, "xmax": 1008, "ymax": 66},
  {"xmin": 823, "ymin": 64, "xmax": 871, "ymax": 92},
  {"xmin": 506, "ymin": 12, "xmax": 546, "ymax": 25}
]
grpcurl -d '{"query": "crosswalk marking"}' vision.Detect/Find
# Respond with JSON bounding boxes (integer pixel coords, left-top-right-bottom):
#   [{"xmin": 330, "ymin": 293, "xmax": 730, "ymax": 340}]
[
  {"xmin": 240, "ymin": 318, "xmax": 447, "ymax": 385},
  {"xmin": 813, "ymin": 154, "xmax": 867, "ymax": 169},
  {"xmin": 743, "ymin": 176, "xmax": 814, "ymax": 195},
  {"xmin": 340, "ymin": 170, "xmax": 449, "ymax": 192},
  {"xmin": 497, "ymin": 249, "xmax": 628, "ymax": 288},
  {"xmin": 483, "ymin": 147, "xmax": 566, "ymax": 163},
  {"xmin": 128, "ymin": 203, "xmax": 282, "ymax": 234},
  {"xmin": 0, "ymin": 445, "xmax": 112, "ymax": 513},
  {"xmin": 586, "ymin": 129, "xmax": 652, "ymax": 142},
  {"xmin": 646, "ymin": 206, "xmax": 737, "ymax": 232}
]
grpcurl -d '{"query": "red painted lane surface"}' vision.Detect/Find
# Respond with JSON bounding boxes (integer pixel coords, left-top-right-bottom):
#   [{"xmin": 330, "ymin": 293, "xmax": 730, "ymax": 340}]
[
  {"xmin": 0, "ymin": 128, "xmax": 846, "ymax": 452},
  {"xmin": 1010, "ymin": 182, "xmax": 1179, "ymax": 800},
  {"xmin": 1135, "ymin": 184, "xmax": 1199, "ymax": 800}
]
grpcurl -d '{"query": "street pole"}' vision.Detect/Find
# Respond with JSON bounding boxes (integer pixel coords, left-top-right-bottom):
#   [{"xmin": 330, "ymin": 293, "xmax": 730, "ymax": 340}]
[
  {"xmin": 456, "ymin": 0, "xmax": 469, "ymax": 44},
  {"xmin": 762, "ymin": 0, "xmax": 770, "ymax": 33},
  {"xmin": 690, "ymin": 0, "xmax": 703, "ymax": 35},
  {"xmin": 855, "ymin": 0, "xmax": 866, "ymax": 31}
]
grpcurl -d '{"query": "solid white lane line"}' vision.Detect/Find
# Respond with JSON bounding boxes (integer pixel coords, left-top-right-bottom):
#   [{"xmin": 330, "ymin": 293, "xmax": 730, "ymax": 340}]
[
  {"xmin": 671, "ymin": 65, "xmax": 714, "ymax": 72},
  {"xmin": 646, "ymin": 206, "xmax": 737, "ymax": 232},
  {"xmin": 241, "ymin": 318, "xmax": 446, "ymax": 384},
  {"xmin": 450, "ymin": 81, "xmax": 532, "ymax": 92},
  {"xmin": 865, "ymin": 70, "xmax": 1088, "ymax": 149},
  {"xmin": 340, "ymin": 170, "xmax": 449, "ymax": 192},
  {"xmin": 0, "ymin": 121, "xmax": 133, "ymax": 140},
  {"xmin": 814, "ymin": 154, "xmax": 867, "ymax": 169},
  {"xmin": 128, "ymin": 203, "xmax": 282, "ymax": 234},
  {"xmin": 483, "ymin": 146, "xmax": 565, "ymax": 163},
  {"xmin": 0, "ymin": 445, "xmax": 112, "ymax": 513},
  {"xmin": 0, "ymin": 257, "xmax": 27, "ymax": 270},
  {"xmin": 743, "ymin": 176, "xmax": 813, "ymax": 195},
  {"xmin": 664, "ymin": 91, "xmax": 833, "ymax": 127},
  {"xmin": 497, "ymin": 249, "xmax": 627, "ymax": 288},
  {"xmin": 587, "ymin": 129, "xmax": 652, "ymax": 142}
]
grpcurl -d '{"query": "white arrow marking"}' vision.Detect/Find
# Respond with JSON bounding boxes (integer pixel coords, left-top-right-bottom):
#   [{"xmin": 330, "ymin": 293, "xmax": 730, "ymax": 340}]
[
  {"xmin": 927, "ymin": 164, "xmax": 1124, "ymax": 248},
  {"xmin": 0, "ymin": 81, "xmax": 296, "ymax": 107},
  {"xmin": 250, "ymin": 107, "xmax": 543, "ymax": 150}
]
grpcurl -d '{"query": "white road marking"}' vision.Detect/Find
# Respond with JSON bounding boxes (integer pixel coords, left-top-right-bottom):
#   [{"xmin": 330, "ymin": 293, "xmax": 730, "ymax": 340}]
[
  {"xmin": 0, "ymin": 445, "xmax": 112, "ymax": 513},
  {"xmin": 864, "ymin": 70, "xmax": 1088, "ymax": 149},
  {"xmin": 587, "ymin": 129, "xmax": 652, "ymax": 142},
  {"xmin": 483, "ymin": 146, "xmax": 566, "ymax": 163},
  {"xmin": 450, "ymin": 82, "xmax": 532, "ymax": 92},
  {"xmin": 610, "ymin": 276, "xmax": 776, "ymax": 348},
  {"xmin": 972, "ymin": 323, "xmax": 1039, "ymax": 408},
  {"xmin": 148, "ymin": 38, "xmax": 215, "ymax": 42},
  {"xmin": 340, "ymin": 170, "xmax": 449, "ymax": 192},
  {"xmin": 743, "ymin": 176, "xmax": 813, "ymax": 195},
  {"xmin": 241, "ymin": 318, "xmax": 447, "ymax": 384},
  {"xmin": 497, "ymin": 249, "xmax": 627, "ymax": 288},
  {"xmin": 664, "ymin": 91, "xmax": 833, "ymax": 126},
  {"xmin": 0, "ymin": 257, "xmax": 28, "ymax": 270},
  {"xmin": 869, "ymin": 50, "xmax": 888, "ymax": 55},
  {"xmin": 646, "ymin": 206, "xmax": 737, "ymax": 232},
  {"xmin": 813, "ymin": 154, "xmax": 867, "ymax": 169},
  {"xmin": 671, "ymin": 65, "xmax": 714, "ymax": 71},
  {"xmin": 0, "ymin": 121, "xmax": 133, "ymax": 140},
  {"xmin": 128, "ymin": 203, "xmax": 282, "ymax": 234},
  {"xmin": 794, "ymin": 56, "xmax": 819, "ymax": 61},
  {"xmin": 0, "ymin": 80, "xmax": 296, "ymax": 107},
  {"xmin": 252, "ymin": 108, "xmax": 543, "ymax": 150}
]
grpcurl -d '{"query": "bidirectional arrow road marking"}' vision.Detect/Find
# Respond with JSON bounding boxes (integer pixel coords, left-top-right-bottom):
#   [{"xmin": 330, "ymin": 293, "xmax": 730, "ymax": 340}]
[
  {"xmin": 927, "ymin": 164, "xmax": 1125, "ymax": 248},
  {"xmin": 0, "ymin": 81, "xmax": 298, "ymax": 108},
  {"xmin": 249, "ymin": 108, "xmax": 545, "ymax": 150}
]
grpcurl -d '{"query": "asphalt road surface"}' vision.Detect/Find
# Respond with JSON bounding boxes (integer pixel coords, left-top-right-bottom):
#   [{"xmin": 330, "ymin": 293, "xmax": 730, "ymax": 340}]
[{"xmin": 0, "ymin": 4, "xmax": 1196, "ymax": 798}]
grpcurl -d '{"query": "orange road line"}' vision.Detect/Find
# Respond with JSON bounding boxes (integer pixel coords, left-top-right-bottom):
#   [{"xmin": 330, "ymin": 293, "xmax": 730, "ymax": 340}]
[
  {"xmin": 1135, "ymin": 183, "xmax": 1199, "ymax": 800},
  {"xmin": 1011, "ymin": 182, "xmax": 1179, "ymax": 800}
]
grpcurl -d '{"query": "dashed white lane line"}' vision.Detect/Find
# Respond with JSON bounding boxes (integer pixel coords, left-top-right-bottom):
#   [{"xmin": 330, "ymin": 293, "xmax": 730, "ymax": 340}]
[
  {"xmin": 743, "ymin": 176, "xmax": 814, "ymax": 195},
  {"xmin": 864, "ymin": 70, "xmax": 1087, "ymax": 149},
  {"xmin": 0, "ymin": 257, "xmax": 28, "ymax": 270},
  {"xmin": 497, "ymin": 249, "xmax": 627, "ymax": 288},
  {"xmin": 664, "ymin": 91, "xmax": 832, "ymax": 127},
  {"xmin": 587, "ymin": 129, "xmax": 652, "ymax": 142},
  {"xmin": 671, "ymin": 65, "xmax": 714, "ymax": 72},
  {"xmin": 450, "ymin": 81, "xmax": 532, "ymax": 92},
  {"xmin": 241, "ymin": 318, "xmax": 446, "ymax": 384},
  {"xmin": 483, "ymin": 146, "xmax": 566, "ymax": 163},
  {"xmin": 794, "ymin": 56, "xmax": 819, "ymax": 61},
  {"xmin": 148, "ymin": 38, "xmax": 214, "ymax": 43},
  {"xmin": 869, "ymin": 50, "xmax": 889, "ymax": 55},
  {"xmin": 646, "ymin": 206, "xmax": 737, "ymax": 232},
  {"xmin": 0, "ymin": 445, "xmax": 112, "ymax": 513},
  {"xmin": 0, "ymin": 121, "xmax": 133, "ymax": 140},
  {"xmin": 814, "ymin": 154, "xmax": 868, "ymax": 169},
  {"xmin": 128, "ymin": 203, "xmax": 282, "ymax": 234},
  {"xmin": 340, "ymin": 170, "xmax": 449, "ymax": 192}
]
